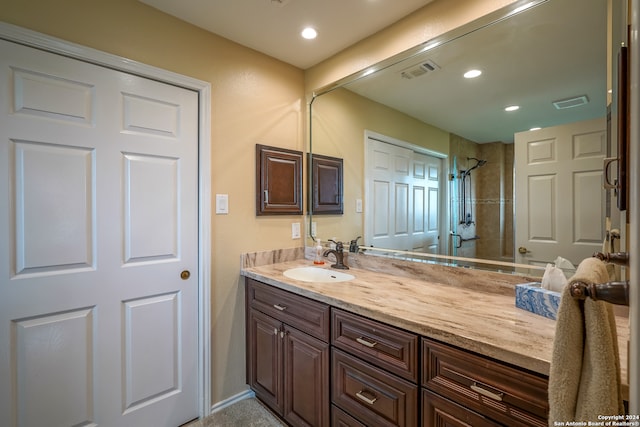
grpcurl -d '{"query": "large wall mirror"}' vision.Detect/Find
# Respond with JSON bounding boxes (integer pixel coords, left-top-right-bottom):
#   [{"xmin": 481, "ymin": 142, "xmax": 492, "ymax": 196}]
[{"xmin": 308, "ymin": 0, "xmax": 625, "ymax": 275}]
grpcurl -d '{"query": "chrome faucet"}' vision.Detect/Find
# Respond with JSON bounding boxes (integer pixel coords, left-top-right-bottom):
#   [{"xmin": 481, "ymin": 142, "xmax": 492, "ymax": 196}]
[{"xmin": 323, "ymin": 240, "xmax": 349, "ymax": 270}]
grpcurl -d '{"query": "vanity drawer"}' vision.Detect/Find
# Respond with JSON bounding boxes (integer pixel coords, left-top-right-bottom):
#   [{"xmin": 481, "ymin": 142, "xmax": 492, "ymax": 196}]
[
  {"xmin": 422, "ymin": 338, "xmax": 548, "ymax": 427},
  {"xmin": 332, "ymin": 348, "xmax": 418, "ymax": 427},
  {"xmin": 246, "ymin": 278, "xmax": 330, "ymax": 341},
  {"xmin": 331, "ymin": 405, "xmax": 367, "ymax": 427},
  {"xmin": 422, "ymin": 389, "xmax": 501, "ymax": 427},
  {"xmin": 332, "ymin": 308, "xmax": 418, "ymax": 382}
]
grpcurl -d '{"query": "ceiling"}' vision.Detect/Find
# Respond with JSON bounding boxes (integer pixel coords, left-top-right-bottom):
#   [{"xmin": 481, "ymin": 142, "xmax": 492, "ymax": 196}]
[
  {"xmin": 139, "ymin": 0, "xmax": 607, "ymax": 144},
  {"xmin": 138, "ymin": 0, "xmax": 434, "ymax": 69},
  {"xmin": 343, "ymin": 0, "xmax": 607, "ymax": 143}
]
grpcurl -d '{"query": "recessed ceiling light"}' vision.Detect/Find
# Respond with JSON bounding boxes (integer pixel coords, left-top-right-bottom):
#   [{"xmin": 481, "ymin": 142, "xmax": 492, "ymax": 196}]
[
  {"xmin": 505, "ymin": 105, "xmax": 520, "ymax": 112},
  {"xmin": 301, "ymin": 27, "xmax": 317, "ymax": 40},
  {"xmin": 530, "ymin": 127, "xmax": 541, "ymax": 131},
  {"xmin": 464, "ymin": 69, "xmax": 482, "ymax": 79}
]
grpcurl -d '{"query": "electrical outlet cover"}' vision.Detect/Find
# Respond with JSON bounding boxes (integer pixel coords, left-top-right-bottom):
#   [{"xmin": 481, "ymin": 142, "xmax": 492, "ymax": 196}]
[{"xmin": 292, "ymin": 222, "xmax": 301, "ymax": 239}]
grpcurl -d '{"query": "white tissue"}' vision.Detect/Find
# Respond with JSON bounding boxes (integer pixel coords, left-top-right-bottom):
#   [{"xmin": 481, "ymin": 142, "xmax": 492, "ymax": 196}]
[
  {"xmin": 553, "ymin": 256, "xmax": 575, "ymax": 273},
  {"xmin": 541, "ymin": 262, "xmax": 568, "ymax": 292}
]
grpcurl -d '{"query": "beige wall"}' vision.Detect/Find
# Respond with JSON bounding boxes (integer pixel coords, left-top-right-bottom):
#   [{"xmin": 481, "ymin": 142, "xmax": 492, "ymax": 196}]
[{"xmin": 1, "ymin": 0, "xmax": 520, "ymax": 409}]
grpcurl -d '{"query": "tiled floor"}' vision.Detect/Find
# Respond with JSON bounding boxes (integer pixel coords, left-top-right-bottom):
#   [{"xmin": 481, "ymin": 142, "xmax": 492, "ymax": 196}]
[{"xmin": 184, "ymin": 398, "xmax": 285, "ymax": 427}]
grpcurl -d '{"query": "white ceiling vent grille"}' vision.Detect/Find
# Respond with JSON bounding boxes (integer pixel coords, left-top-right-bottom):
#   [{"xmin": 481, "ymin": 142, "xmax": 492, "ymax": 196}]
[
  {"xmin": 552, "ymin": 95, "xmax": 589, "ymax": 109},
  {"xmin": 400, "ymin": 60, "xmax": 440, "ymax": 79}
]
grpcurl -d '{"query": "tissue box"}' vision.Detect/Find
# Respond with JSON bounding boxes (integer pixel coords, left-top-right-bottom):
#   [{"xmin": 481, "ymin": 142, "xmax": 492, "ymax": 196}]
[{"xmin": 515, "ymin": 283, "xmax": 560, "ymax": 320}]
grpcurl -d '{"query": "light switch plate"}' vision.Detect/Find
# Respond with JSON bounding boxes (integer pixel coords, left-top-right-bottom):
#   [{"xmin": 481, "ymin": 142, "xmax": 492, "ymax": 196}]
[
  {"xmin": 216, "ymin": 194, "xmax": 229, "ymax": 214},
  {"xmin": 356, "ymin": 198, "xmax": 363, "ymax": 213}
]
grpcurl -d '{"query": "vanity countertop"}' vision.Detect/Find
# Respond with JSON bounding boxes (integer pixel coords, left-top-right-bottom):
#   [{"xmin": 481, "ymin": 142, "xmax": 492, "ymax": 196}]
[{"xmin": 241, "ymin": 258, "xmax": 629, "ymax": 394}]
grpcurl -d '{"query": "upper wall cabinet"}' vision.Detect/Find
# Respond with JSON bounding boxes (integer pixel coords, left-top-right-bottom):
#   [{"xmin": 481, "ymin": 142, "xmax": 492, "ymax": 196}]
[
  {"xmin": 256, "ymin": 144, "xmax": 303, "ymax": 215},
  {"xmin": 310, "ymin": 154, "xmax": 343, "ymax": 215}
]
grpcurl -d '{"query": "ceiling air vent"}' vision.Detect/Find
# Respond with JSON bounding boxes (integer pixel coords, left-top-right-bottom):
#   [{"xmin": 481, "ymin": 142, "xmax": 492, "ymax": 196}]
[
  {"xmin": 400, "ymin": 60, "xmax": 440, "ymax": 79},
  {"xmin": 552, "ymin": 95, "xmax": 589, "ymax": 109}
]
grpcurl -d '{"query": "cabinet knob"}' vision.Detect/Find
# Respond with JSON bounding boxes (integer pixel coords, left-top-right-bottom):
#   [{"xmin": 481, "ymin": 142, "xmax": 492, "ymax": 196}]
[
  {"xmin": 180, "ymin": 270, "xmax": 191, "ymax": 280},
  {"xmin": 518, "ymin": 246, "xmax": 529, "ymax": 255}
]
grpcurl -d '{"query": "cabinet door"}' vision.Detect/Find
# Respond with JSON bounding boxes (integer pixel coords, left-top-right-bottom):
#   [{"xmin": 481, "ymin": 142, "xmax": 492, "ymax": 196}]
[
  {"xmin": 310, "ymin": 153, "xmax": 343, "ymax": 214},
  {"xmin": 248, "ymin": 309, "xmax": 283, "ymax": 414},
  {"xmin": 423, "ymin": 389, "xmax": 501, "ymax": 427},
  {"xmin": 256, "ymin": 144, "xmax": 303, "ymax": 215},
  {"xmin": 283, "ymin": 325, "xmax": 330, "ymax": 427}
]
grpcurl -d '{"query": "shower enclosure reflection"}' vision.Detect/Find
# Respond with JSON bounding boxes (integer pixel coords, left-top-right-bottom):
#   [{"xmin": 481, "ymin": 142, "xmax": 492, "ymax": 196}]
[
  {"xmin": 457, "ymin": 157, "xmax": 487, "ymax": 227},
  {"xmin": 449, "ymin": 141, "xmax": 512, "ymax": 262}
]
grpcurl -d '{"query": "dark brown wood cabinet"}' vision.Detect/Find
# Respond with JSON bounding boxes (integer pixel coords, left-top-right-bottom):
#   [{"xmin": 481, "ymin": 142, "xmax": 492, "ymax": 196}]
[
  {"xmin": 245, "ymin": 279, "xmax": 550, "ymax": 427},
  {"xmin": 332, "ymin": 348, "xmax": 418, "ymax": 427},
  {"xmin": 423, "ymin": 389, "xmax": 502, "ymax": 427},
  {"xmin": 332, "ymin": 405, "xmax": 367, "ymax": 427},
  {"xmin": 332, "ymin": 308, "xmax": 418, "ymax": 382},
  {"xmin": 310, "ymin": 154, "xmax": 343, "ymax": 215},
  {"xmin": 248, "ymin": 308, "xmax": 283, "ymax": 412},
  {"xmin": 331, "ymin": 308, "xmax": 419, "ymax": 427},
  {"xmin": 422, "ymin": 337, "xmax": 549, "ymax": 427},
  {"xmin": 256, "ymin": 144, "xmax": 303, "ymax": 215},
  {"xmin": 246, "ymin": 279, "xmax": 330, "ymax": 427}
]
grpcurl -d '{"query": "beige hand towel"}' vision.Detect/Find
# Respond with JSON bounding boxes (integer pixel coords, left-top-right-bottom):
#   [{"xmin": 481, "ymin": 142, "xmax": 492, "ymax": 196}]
[{"xmin": 548, "ymin": 257, "xmax": 623, "ymax": 426}]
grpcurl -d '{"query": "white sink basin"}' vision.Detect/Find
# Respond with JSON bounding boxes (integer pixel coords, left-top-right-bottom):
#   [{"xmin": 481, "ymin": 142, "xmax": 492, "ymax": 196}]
[{"xmin": 283, "ymin": 266, "xmax": 354, "ymax": 283}]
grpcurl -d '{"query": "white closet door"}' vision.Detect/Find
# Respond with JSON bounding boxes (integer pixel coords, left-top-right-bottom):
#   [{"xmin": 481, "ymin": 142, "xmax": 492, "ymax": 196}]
[
  {"xmin": 0, "ymin": 39, "xmax": 199, "ymax": 427},
  {"xmin": 365, "ymin": 136, "xmax": 443, "ymax": 253}
]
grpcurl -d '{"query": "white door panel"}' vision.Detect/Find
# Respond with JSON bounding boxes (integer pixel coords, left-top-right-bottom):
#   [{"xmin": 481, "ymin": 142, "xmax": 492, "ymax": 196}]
[
  {"xmin": 0, "ymin": 39, "xmax": 199, "ymax": 427},
  {"xmin": 365, "ymin": 135, "xmax": 443, "ymax": 254},
  {"xmin": 514, "ymin": 117, "xmax": 606, "ymax": 266},
  {"xmin": 413, "ymin": 153, "xmax": 440, "ymax": 253},
  {"xmin": 13, "ymin": 140, "xmax": 96, "ymax": 274}
]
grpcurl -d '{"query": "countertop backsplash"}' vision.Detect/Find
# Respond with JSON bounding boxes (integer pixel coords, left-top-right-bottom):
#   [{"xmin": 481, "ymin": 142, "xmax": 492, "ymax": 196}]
[{"xmin": 242, "ymin": 245, "xmax": 540, "ymax": 297}]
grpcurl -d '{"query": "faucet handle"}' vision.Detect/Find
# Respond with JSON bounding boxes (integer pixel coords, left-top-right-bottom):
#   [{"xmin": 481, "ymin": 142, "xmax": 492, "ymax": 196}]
[{"xmin": 349, "ymin": 236, "xmax": 361, "ymax": 253}]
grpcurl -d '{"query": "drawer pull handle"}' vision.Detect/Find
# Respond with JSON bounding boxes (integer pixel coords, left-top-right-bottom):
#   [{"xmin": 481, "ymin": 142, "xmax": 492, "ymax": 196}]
[
  {"xmin": 273, "ymin": 304, "xmax": 287, "ymax": 311},
  {"xmin": 355, "ymin": 390, "xmax": 378, "ymax": 405},
  {"xmin": 356, "ymin": 337, "xmax": 378, "ymax": 348},
  {"xmin": 470, "ymin": 382, "xmax": 504, "ymax": 402}
]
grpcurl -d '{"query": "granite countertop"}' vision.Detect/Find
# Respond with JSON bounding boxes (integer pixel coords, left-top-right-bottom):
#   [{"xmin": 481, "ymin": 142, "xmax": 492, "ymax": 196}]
[{"xmin": 240, "ymin": 255, "xmax": 629, "ymax": 396}]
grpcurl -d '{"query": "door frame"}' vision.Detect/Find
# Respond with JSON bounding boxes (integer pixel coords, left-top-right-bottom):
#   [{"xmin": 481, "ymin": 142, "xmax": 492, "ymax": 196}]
[{"xmin": 0, "ymin": 22, "xmax": 213, "ymax": 418}]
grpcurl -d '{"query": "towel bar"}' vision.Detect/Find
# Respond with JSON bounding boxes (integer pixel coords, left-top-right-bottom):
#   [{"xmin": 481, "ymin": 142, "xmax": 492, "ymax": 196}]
[
  {"xmin": 569, "ymin": 280, "xmax": 629, "ymax": 306},
  {"xmin": 592, "ymin": 251, "xmax": 628, "ymax": 266}
]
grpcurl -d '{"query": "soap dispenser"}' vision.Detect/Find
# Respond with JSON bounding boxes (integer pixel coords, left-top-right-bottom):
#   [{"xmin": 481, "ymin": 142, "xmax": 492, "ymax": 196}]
[{"xmin": 313, "ymin": 239, "xmax": 324, "ymax": 265}]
